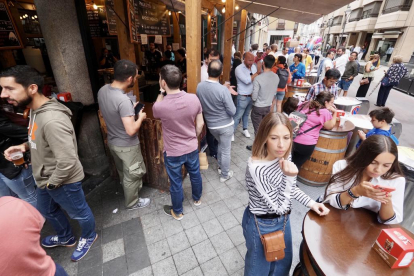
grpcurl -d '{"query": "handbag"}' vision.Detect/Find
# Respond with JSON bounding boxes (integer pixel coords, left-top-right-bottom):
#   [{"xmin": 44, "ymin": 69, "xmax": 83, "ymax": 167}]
[
  {"xmin": 254, "ymin": 213, "xmax": 288, "ymax": 262},
  {"xmin": 360, "ymin": 78, "xmax": 369, "ymax": 85},
  {"xmin": 381, "ymin": 76, "xmax": 398, "ymax": 87}
]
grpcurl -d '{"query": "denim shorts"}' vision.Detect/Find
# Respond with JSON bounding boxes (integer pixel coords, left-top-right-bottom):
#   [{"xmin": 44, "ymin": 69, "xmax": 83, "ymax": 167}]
[
  {"xmin": 339, "ymin": 78, "xmax": 353, "ymax": 90},
  {"xmin": 275, "ymin": 91, "xmax": 285, "ymax": 101}
]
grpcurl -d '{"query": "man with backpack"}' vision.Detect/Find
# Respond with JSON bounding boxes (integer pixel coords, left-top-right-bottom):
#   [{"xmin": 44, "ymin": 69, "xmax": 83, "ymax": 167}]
[
  {"xmin": 272, "ymin": 56, "xmax": 291, "ymax": 113},
  {"xmin": 246, "ymin": 55, "xmax": 279, "ymax": 151}
]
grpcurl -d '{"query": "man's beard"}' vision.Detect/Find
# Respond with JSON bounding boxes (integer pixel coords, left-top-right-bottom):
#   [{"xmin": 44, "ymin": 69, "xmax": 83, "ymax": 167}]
[
  {"xmin": 127, "ymin": 79, "xmax": 135, "ymax": 89},
  {"xmin": 9, "ymin": 94, "xmax": 32, "ymax": 108}
]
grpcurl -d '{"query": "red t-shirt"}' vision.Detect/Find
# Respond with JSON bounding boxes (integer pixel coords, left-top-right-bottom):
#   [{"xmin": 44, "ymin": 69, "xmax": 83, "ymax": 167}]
[{"xmin": 0, "ymin": 197, "xmax": 55, "ymax": 276}]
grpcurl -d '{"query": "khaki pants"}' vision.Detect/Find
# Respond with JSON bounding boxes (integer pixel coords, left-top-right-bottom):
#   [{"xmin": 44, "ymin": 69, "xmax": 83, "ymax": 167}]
[{"xmin": 108, "ymin": 144, "xmax": 146, "ymax": 208}]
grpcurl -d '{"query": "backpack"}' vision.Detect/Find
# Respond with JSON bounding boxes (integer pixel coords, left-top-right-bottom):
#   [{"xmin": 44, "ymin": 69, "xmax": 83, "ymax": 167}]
[
  {"xmin": 276, "ymin": 68, "xmax": 289, "ymax": 88},
  {"xmin": 288, "ymin": 102, "xmax": 321, "ymax": 139}
]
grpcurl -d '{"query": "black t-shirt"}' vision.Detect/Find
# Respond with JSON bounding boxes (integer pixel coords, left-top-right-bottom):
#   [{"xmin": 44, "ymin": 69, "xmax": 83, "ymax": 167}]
[
  {"xmin": 177, "ymin": 58, "xmax": 187, "ymax": 74},
  {"xmin": 146, "ymin": 50, "xmax": 162, "ymax": 68}
]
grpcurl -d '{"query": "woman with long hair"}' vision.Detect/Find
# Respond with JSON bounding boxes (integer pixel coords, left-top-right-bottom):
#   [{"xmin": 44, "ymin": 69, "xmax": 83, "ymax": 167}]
[
  {"xmin": 375, "ymin": 55, "xmax": 408, "ymax": 107},
  {"xmin": 356, "ymin": 54, "xmax": 380, "ymax": 97},
  {"xmin": 321, "ymin": 135, "xmax": 405, "ymax": 224},
  {"xmin": 292, "ymin": 91, "xmax": 338, "ymax": 170},
  {"xmin": 243, "ymin": 113, "xmax": 329, "ymax": 276}
]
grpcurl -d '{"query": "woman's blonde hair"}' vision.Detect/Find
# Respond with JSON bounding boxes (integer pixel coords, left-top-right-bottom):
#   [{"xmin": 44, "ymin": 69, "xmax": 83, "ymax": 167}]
[
  {"xmin": 393, "ymin": 55, "xmax": 403, "ymax": 64},
  {"xmin": 252, "ymin": 113, "xmax": 293, "ymax": 159}
]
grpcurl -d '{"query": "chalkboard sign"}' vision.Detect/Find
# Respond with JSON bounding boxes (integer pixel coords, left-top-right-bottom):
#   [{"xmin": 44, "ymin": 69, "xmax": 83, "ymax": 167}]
[
  {"xmin": 87, "ymin": 6, "xmax": 113, "ymax": 38},
  {"xmin": 105, "ymin": 0, "xmax": 117, "ymax": 35},
  {"xmin": 0, "ymin": 1, "xmax": 23, "ymax": 50},
  {"xmin": 127, "ymin": 0, "xmax": 170, "ymax": 43}
]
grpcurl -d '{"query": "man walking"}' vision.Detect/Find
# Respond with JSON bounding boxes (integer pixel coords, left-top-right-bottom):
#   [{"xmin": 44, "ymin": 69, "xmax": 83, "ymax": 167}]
[
  {"xmin": 197, "ymin": 60, "xmax": 236, "ymax": 182},
  {"xmin": 318, "ymin": 50, "xmax": 335, "ymax": 83},
  {"xmin": 153, "ymin": 65, "xmax": 204, "ymax": 220},
  {"xmin": 246, "ymin": 55, "xmax": 279, "ymax": 151},
  {"xmin": 98, "ymin": 60, "xmax": 150, "ymax": 210},
  {"xmin": 334, "ymin": 47, "xmax": 347, "ymax": 78},
  {"xmin": 233, "ymin": 52, "xmax": 258, "ymax": 140},
  {"xmin": 1, "ymin": 65, "xmax": 97, "ymax": 261},
  {"xmin": 338, "ymin": 52, "xmax": 359, "ymax": 97}
]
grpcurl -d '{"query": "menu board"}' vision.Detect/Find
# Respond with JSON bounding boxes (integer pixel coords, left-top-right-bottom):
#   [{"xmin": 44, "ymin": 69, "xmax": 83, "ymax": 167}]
[
  {"xmin": 128, "ymin": 0, "xmax": 170, "ymax": 43},
  {"xmin": 105, "ymin": 0, "xmax": 117, "ymax": 35},
  {"xmin": 87, "ymin": 6, "xmax": 112, "ymax": 38},
  {"xmin": 0, "ymin": 1, "xmax": 23, "ymax": 49}
]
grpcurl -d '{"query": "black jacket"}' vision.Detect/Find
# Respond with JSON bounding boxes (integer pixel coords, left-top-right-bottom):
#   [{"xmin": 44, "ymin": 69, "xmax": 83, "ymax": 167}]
[
  {"xmin": 0, "ymin": 113, "xmax": 28, "ymax": 179},
  {"xmin": 230, "ymin": 59, "xmax": 242, "ymax": 90}
]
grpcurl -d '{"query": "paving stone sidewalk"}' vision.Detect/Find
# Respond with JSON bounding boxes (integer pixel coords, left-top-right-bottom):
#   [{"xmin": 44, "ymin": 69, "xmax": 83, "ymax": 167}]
[{"xmin": 42, "ymin": 123, "xmax": 325, "ymax": 276}]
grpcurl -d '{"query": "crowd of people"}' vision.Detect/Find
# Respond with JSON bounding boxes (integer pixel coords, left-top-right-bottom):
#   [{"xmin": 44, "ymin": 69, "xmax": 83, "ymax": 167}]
[{"xmin": 0, "ymin": 39, "xmax": 409, "ymax": 276}]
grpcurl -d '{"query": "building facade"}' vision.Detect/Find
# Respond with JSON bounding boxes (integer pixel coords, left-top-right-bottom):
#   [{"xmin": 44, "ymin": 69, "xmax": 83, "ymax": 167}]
[
  {"xmin": 265, "ymin": 18, "xmax": 299, "ymax": 50},
  {"xmin": 319, "ymin": 0, "xmax": 414, "ymax": 65}
]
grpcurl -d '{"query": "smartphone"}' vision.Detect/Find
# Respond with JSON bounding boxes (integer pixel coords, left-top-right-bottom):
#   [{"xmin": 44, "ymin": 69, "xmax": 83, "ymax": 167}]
[
  {"xmin": 374, "ymin": 184, "xmax": 396, "ymax": 193},
  {"xmin": 134, "ymin": 103, "xmax": 145, "ymax": 115}
]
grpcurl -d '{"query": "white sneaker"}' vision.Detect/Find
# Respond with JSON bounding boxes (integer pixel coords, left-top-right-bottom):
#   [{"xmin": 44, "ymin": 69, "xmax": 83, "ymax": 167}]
[
  {"xmin": 243, "ymin": 129, "xmax": 251, "ymax": 138},
  {"xmin": 231, "ymin": 135, "xmax": 234, "ymax": 142},
  {"xmin": 220, "ymin": 170, "xmax": 234, "ymax": 182},
  {"xmin": 218, "ymin": 168, "xmax": 222, "ymax": 174},
  {"xmin": 128, "ymin": 198, "xmax": 150, "ymax": 210}
]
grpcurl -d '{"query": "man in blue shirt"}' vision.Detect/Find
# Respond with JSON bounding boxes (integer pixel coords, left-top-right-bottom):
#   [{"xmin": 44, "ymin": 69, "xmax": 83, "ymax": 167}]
[{"xmin": 233, "ymin": 52, "xmax": 258, "ymax": 140}]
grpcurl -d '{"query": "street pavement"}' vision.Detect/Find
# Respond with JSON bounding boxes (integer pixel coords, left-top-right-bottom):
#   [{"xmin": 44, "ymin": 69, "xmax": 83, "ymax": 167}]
[{"xmin": 42, "ymin": 60, "xmax": 414, "ymax": 276}]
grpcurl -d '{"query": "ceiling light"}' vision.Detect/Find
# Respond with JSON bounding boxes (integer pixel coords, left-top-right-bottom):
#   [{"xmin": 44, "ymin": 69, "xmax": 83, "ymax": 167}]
[
  {"xmin": 93, "ymin": 2, "xmax": 97, "ymax": 10},
  {"xmin": 34, "ymin": 15, "xmax": 37, "ymax": 18},
  {"xmin": 222, "ymin": 7, "xmax": 225, "ymax": 13},
  {"xmin": 222, "ymin": 0, "xmax": 226, "ymax": 3},
  {"xmin": 20, "ymin": 16, "xmax": 22, "ymax": 19},
  {"xmin": 168, "ymin": 11, "xmax": 171, "ymax": 16},
  {"xmin": 235, "ymin": 5, "xmax": 239, "ymax": 10}
]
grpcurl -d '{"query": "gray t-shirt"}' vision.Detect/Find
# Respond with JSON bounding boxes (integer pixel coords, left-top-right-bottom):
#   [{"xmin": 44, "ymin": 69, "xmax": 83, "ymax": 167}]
[
  {"xmin": 252, "ymin": 71, "xmax": 279, "ymax": 108},
  {"xmin": 97, "ymin": 84, "xmax": 139, "ymax": 147}
]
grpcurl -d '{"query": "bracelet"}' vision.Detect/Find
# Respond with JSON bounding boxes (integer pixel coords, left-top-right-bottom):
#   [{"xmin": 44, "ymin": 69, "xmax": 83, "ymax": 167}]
[{"xmin": 347, "ymin": 188, "xmax": 359, "ymax": 199}]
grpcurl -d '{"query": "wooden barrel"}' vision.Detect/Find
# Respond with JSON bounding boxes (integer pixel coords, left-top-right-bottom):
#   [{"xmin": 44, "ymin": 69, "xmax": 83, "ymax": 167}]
[
  {"xmin": 298, "ymin": 121, "xmax": 355, "ymax": 186},
  {"xmin": 283, "ymin": 85, "xmax": 310, "ymax": 105}
]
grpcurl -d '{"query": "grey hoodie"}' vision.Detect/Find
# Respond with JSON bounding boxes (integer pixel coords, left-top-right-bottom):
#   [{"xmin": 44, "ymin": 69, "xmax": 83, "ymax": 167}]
[{"xmin": 28, "ymin": 98, "xmax": 84, "ymax": 189}]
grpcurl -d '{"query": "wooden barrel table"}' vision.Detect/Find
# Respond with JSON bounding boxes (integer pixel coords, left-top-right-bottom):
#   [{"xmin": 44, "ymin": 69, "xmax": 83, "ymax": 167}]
[
  {"xmin": 398, "ymin": 146, "xmax": 414, "ymax": 233},
  {"xmin": 284, "ymin": 84, "xmax": 311, "ymax": 105},
  {"xmin": 298, "ymin": 205, "xmax": 414, "ymax": 276},
  {"xmin": 298, "ymin": 121, "xmax": 355, "ymax": 186}
]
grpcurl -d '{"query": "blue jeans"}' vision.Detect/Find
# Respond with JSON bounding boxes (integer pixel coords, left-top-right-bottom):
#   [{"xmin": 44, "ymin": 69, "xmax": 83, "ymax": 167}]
[
  {"xmin": 164, "ymin": 149, "xmax": 202, "ymax": 215},
  {"xmin": 242, "ymin": 207, "xmax": 293, "ymax": 276},
  {"xmin": 233, "ymin": 95, "xmax": 253, "ymax": 132},
  {"xmin": 55, "ymin": 263, "xmax": 68, "ymax": 276},
  {"xmin": 37, "ymin": 181, "xmax": 96, "ymax": 241},
  {"xmin": 0, "ymin": 166, "xmax": 37, "ymax": 208}
]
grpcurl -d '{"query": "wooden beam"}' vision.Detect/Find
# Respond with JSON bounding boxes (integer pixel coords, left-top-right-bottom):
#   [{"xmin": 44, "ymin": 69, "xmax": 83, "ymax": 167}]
[
  {"xmin": 223, "ymin": 0, "xmax": 235, "ymax": 82},
  {"xmin": 206, "ymin": 13, "xmax": 212, "ymax": 50},
  {"xmin": 201, "ymin": 0, "xmax": 214, "ymax": 12},
  {"xmin": 114, "ymin": 0, "xmax": 139, "ymax": 100},
  {"xmin": 238, "ymin": 9, "xmax": 248, "ymax": 54},
  {"xmin": 185, "ymin": 0, "xmax": 201, "ymax": 94},
  {"xmin": 172, "ymin": 12, "xmax": 181, "ymax": 48}
]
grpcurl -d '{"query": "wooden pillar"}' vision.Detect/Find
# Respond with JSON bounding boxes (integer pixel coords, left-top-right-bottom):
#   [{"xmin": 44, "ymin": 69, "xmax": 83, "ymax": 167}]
[
  {"xmin": 238, "ymin": 9, "xmax": 247, "ymax": 54},
  {"xmin": 185, "ymin": 0, "xmax": 201, "ymax": 94},
  {"xmin": 162, "ymin": 36, "xmax": 167, "ymax": 52},
  {"xmin": 223, "ymin": 0, "xmax": 235, "ymax": 82},
  {"xmin": 114, "ymin": 0, "xmax": 139, "ymax": 100},
  {"xmin": 206, "ymin": 13, "xmax": 212, "ymax": 50},
  {"xmin": 172, "ymin": 12, "xmax": 181, "ymax": 48}
]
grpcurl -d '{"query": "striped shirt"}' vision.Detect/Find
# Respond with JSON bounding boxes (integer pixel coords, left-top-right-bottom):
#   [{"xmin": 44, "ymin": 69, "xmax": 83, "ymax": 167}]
[{"xmin": 246, "ymin": 157, "xmax": 316, "ymax": 215}]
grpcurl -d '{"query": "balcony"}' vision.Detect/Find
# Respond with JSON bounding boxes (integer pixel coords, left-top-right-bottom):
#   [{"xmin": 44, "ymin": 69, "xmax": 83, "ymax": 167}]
[
  {"xmin": 382, "ymin": 0, "xmax": 413, "ymax": 14},
  {"xmin": 344, "ymin": 20, "xmax": 358, "ymax": 32},
  {"xmin": 355, "ymin": 17, "xmax": 378, "ymax": 31}
]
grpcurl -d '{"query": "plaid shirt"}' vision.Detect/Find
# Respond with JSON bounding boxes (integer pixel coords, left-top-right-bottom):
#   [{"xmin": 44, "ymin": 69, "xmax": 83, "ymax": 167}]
[{"xmin": 305, "ymin": 81, "xmax": 338, "ymax": 101}]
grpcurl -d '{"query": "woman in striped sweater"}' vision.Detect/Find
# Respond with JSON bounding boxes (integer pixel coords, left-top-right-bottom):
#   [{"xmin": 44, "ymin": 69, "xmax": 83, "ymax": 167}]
[{"xmin": 242, "ymin": 113, "xmax": 329, "ymax": 276}]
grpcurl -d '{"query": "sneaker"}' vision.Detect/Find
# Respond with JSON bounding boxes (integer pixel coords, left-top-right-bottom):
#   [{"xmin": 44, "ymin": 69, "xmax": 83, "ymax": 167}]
[
  {"xmin": 231, "ymin": 135, "xmax": 234, "ymax": 142},
  {"xmin": 220, "ymin": 170, "xmax": 234, "ymax": 183},
  {"xmin": 42, "ymin": 235, "xmax": 76, "ymax": 248},
  {"xmin": 127, "ymin": 198, "xmax": 150, "ymax": 210},
  {"xmin": 194, "ymin": 200, "xmax": 201, "ymax": 206},
  {"xmin": 163, "ymin": 205, "xmax": 184, "ymax": 221},
  {"xmin": 71, "ymin": 233, "xmax": 98, "ymax": 262},
  {"xmin": 246, "ymin": 145, "xmax": 252, "ymax": 151},
  {"xmin": 218, "ymin": 168, "xmax": 222, "ymax": 174},
  {"xmin": 243, "ymin": 129, "xmax": 251, "ymax": 138}
]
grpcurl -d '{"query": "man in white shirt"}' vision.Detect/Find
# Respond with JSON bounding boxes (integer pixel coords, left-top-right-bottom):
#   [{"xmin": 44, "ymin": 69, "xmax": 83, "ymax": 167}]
[
  {"xmin": 318, "ymin": 50, "xmax": 335, "ymax": 83},
  {"xmin": 200, "ymin": 49, "xmax": 220, "ymax": 82},
  {"xmin": 287, "ymin": 47, "xmax": 301, "ymax": 67},
  {"xmin": 268, "ymin": 44, "xmax": 278, "ymax": 58},
  {"xmin": 334, "ymin": 47, "xmax": 348, "ymax": 77}
]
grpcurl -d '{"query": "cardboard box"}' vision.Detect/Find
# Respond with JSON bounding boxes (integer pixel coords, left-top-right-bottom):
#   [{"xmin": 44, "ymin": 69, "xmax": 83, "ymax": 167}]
[
  {"xmin": 286, "ymin": 40, "xmax": 299, "ymax": 48},
  {"xmin": 372, "ymin": 228, "xmax": 414, "ymax": 269}
]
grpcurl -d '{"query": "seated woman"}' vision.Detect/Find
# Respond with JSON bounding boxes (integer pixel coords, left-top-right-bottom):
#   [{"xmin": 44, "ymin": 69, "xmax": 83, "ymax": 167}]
[
  {"xmin": 321, "ymin": 135, "xmax": 405, "ymax": 224},
  {"xmin": 243, "ymin": 112, "xmax": 329, "ymax": 276},
  {"xmin": 292, "ymin": 91, "xmax": 338, "ymax": 170},
  {"xmin": 282, "ymin": 97, "xmax": 299, "ymax": 117}
]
